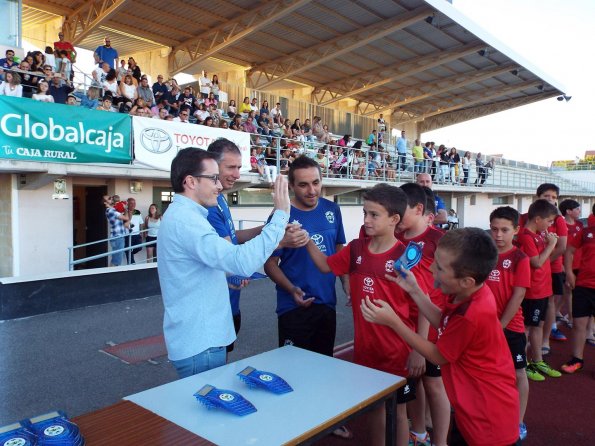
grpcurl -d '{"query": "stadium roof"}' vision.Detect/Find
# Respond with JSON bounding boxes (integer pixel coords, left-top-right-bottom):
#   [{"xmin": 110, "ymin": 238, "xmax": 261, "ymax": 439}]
[{"xmin": 24, "ymin": 0, "xmax": 568, "ymax": 132}]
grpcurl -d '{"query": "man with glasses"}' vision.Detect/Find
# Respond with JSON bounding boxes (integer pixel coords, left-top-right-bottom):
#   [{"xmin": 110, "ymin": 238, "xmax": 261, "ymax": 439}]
[
  {"xmin": 54, "ymin": 32, "xmax": 76, "ymax": 63},
  {"xmin": 158, "ymin": 148, "xmax": 291, "ymax": 378},
  {"xmin": 173, "ymin": 106, "xmax": 191, "ymax": 123},
  {"xmin": 94, "ymin": 36, "xmax": 118, "ymax": 69}
]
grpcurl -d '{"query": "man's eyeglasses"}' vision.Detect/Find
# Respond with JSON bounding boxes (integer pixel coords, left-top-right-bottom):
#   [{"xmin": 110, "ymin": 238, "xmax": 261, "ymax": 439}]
[
  {"xmin": 180, "ymin": 112, "xmax": 189, "ymax": 116},
  {"xmin": 191, "ymin": 174, "xmax": 219, "ymax": 184}
]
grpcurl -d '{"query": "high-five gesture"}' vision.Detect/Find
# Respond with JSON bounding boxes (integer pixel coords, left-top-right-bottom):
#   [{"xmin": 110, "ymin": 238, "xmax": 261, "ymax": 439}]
[{"xmin": 272, "ymin": 175, "xmax": 291, "ymax": 215}]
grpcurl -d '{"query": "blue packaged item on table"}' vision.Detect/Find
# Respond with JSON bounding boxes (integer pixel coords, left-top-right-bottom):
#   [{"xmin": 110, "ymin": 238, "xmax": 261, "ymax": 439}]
[
  {"xmin": 194, "ymin": 385, "xmax": 257, "ymax": 416},
  {"xmin": 394, "ymin": 241, "xmax": 423, "ymax": 277},
  {"xmin": 227, "ymin": 271, "xmax": 268, "ymax": 287},
  {"xmin": 237, "ymin": 366, "xmax": 293, "ymax": 394},
  {"xmin": 25, "ymin": 411, "xmax": 83, "ymax": 445},
  {"xmin": 0, "ymin": 421, "xmax": 38, "ymax": 446}
]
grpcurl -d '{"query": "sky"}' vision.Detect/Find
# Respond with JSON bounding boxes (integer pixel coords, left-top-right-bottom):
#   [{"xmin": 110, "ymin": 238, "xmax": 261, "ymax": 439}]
[{"xmin": 423, "ymin": 0, "xmax": 595, "ymax": 166}]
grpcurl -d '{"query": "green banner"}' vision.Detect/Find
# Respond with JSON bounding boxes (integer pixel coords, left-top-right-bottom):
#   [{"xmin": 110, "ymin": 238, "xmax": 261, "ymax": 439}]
[{"xmin": 0, "ymin": 96, "xmax": 131, "ymax": 164}]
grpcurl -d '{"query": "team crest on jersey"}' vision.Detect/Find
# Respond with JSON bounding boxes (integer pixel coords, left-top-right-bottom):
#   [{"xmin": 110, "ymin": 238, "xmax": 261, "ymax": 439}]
[
  {"xmin": 363, "ymin": 276, "xmax": 375, "ymax": 294},
  {"xmin": 588, "ymin": 233, "xmax": 593, "ymax": 239},
  {"xmin": 385, "ymin": 260, "xmax": 394, "ymax": 273},
  {"xmin": 502, "ymin": 259, "xmax": 512, "ymax": 269},
  {"xmin": 488, "ymin": 269, "xmax": 500, "ymax": 282},
  {"xmin": 356, "ymin": 255, "xmax": 362, "ymax": 264},
  {"xmin": 325, "ymin": 211, "xmax": 335, "ymax": 223}
]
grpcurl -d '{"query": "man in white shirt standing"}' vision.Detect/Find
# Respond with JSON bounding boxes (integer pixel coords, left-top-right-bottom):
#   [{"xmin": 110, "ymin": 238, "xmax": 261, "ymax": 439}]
[
  {"xmin": 126, "ymin": 197, "xmax": 144, "ymax": 264},
  {"xmin": 199, "ymin": 70, "xmax": 211, "ymax": 100}
]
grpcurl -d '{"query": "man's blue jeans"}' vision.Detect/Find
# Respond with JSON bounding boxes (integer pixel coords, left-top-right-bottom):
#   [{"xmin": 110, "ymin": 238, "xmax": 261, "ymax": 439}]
[
  {"xmin": 171, "ymin": 346, "xmax": 226, "ymax": 379},
  {"xmin": 110, "ymin": 236, "xmax": 124, "ymax": 266}
]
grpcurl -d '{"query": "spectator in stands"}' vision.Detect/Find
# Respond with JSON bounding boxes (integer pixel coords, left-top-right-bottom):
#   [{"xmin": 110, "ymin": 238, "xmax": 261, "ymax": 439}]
[
  {"xmin": 130, "ymin": 98, "xmax": 152, "ymax": 117},
  {"xmin": 30, "ymin": 51, "xmax": 45, "ymax": 73},
  {"xmin": 227, "ymin": 99, "xmax": 237, "ymax": 118},
  {"xmin": 416, "ymin": 172, "xmax": 448, "ymax": 225},
  {"xmin": 18, "ymin": 60, "xmax": 39, "ymax": 98},
  {"xmin": 94, "ymin": 36, "xmax": 118, "ymax": 69},
  {"xmin": 449, "ymin": 147, "xmax": 461, "ymax": 184},
  {"xmin": 301, "ymin": 119, "xmax": 314, "ymax": 141},
  {"xmin": 258, "ymin": 111, "xmax": 273, "ymax": 137},
  {"xmin": 204, "ymin": 92, "xmax": 218, "ymax": 108},
  {"xmin": 102, "ymin": 69, "xmax": 120, "ymax": 100},
  {"xmin": 116, "ymin": 59, "xmax": 127, "ymax": 83},
  {"xmin": 1, "ymin": 49, "xmax": 19, "ymax": 72},
  {"xmin": 312, "ymin": 116, "xmax": 324, "ymax": 141},
  {"xmin": 242, "ymin": 115, "xmax": 258, "ymax": 134},
  {"xmin": 260, "ymin": 100, "xmax": 270, "ymax": 116},
  {"xmin": 194, "ymin": 103, "xmax": 210, "ymax": 124},
  {"xmin": 73, "ymin": 86, "xmax": 100, "ymax": 109},
  {"xmin": 103, "ymin": 194, "xmax": 128, "ymax": 267},
  {"xmin": 396, "ymin": 129, "xmax": 408, "ymax": 171},
  {"xmin": 178, "ymin": 87, "xmax": 196, "ymax": 115},
  {"xmin": 282, "ymin": 118, "xmax": 292, "ymax": 140},
  {"xmin": 92, "ymin": 62, "xmax": 110, "ymax": 86},
  {"xmin": 125, "ymin": 197, "xmax": 144, "ymax": 264},
  {"xmin": 422, "ymin": 142, "xmax": 432, "ymax": 174},
  {"xmin": 316, "ymin": 149, "xmax": 329, "ymax": 174},
  {"xmin": 475, "ymin": 152, "xmax": 487, "ymax": 186},
  {"xmin": 367, "ymin": 129, "xmax": 377, "ymax": 146},
  {"xmin": 49, "ymin": 74, "xmax": 73, "ymax": 104},
  {"xmin": 198, "ymin": 70, "xmax": 211, "ymax": 99},
  {"xmin": 446, "ymin": 209, "xmax": 459, "ymax": 230},
  {"xmin": 125, "ymin": 68, "xmax": 139, "ymax": 86},
  {"xmin": 152, "ymin": 74, "xmax": 168, "ymax": 104},
  {"xmin": 219, "ymin": 120, "xmax": 229, "ymax": 129},
  {"xmin": 202, "ymin": 116, "xmax": 215, "ymax": 127},
  {"xmin": 250, "ymin": 97, "xmax": 259, "ymax": 114},
  {"xmin": 462, "ymin": 151, "xmax": 471, "ymax": 184},
  {"xmin": 250, "ymin": 147, "xmax": 265, "ymax": 178},
  {"xmin": 174, "ymin": 106, "xmax": 191, "ymax": 123},
  {"xmin": 96, "ymin": 95, "xmax": 114, "ymax": 112},
  {"xmin": 291, "ymin": 119, "xmax": 304, "ymax": 139},
  {"xmin": 377, "ymin": 113, "xmax": 386, "ymax": 132},
  {"xmin": 162, "ymin": 85, "xmax": 180, "ymax": 116},
  {"xmin": 118, "ymin": 74, "xmax": 138, "ymax": 112},
  {"xmin": 239, "ymin": 96, "xmax": 251, "ymax": 115},
  {"xmin": 209, "ymin": 104, "xmax": 221, "ymax": 127},
  {"xmin": 40, "ymin": 64, "xmax": 54, "ymax": 83},
  {"xmin": 155, "ymin": 107, "xmax": 169, "ymax": 120},
  {"xmin": 126, "ymin": 57, "xmax": 141, "ymax": 83},
  {"xmin": 137, "ymin": 75, "xmax": 155, "ymax": 107},
  {"xmin": 230, "ymin": 114, "xmax": 243, "ymax": 131},
  {"xmin": 56, "ymin": 50, "xmax": 71, "ymax": 82},
  {"xmin": 270, "ymin": 102, "xmax": 283, "ymax": 121},
  {"xmin": 438, "ymin": 144, "xmax": 450, "ymax": 183},
  {"xmin": 385, "ymin": 154, "xmax": 396, "ymax": 180},
  {"xmin": 338, "ymin": 134, "xmax": 351, "ymax": 147},
  {"xmin": 331, "ymin": 147, "xmax": 348, "ymax": 177},
  {"xmin": 54, "ymin": 32, "xmax": 76, "ymax": 65},
  {"xmin": 0, "ymin": 71, "xmax": 22, "ymax": 97},
  {"xmin": 144, "ymin": 204, "xmax": 161, "ymax": 263},
  {"xmin": 210, "ymin": 74, "xmax": 220, "ymax": 100},
  {"xmin": 412, "ymin": 138, "xmax": 424, "ymax": 173},
  {"xmin": 66, "ymin": 93, "xmax": 78, "ymax": 106}
]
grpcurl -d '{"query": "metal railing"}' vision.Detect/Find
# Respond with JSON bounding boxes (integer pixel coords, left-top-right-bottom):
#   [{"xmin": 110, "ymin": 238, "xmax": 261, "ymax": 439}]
[{"xmin": 68, "ymin": 228, "xmax": 156, "ymax": 271}]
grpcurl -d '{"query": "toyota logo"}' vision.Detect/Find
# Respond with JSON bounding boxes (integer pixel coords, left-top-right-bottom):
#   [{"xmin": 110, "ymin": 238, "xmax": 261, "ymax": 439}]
[
  {"xmin": 140, "ymin": 128, "xmax": 172, "ymax": 154},
  {"xmin": 364, "ymin": 277, "xmax": 374, "ymax": 287},
  {"xmin": 311, "ymin": 234, "xmax": 324, "ymax": 245}
]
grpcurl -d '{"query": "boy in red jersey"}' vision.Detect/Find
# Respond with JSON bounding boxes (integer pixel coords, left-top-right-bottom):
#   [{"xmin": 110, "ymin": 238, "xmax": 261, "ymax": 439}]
[
  {"xmin": 562, "ymin": 219, "xmax": 595, "ymax": 373},
  {"xmin": 399, "ymin": 183, "xmax": 450, "ymax": 446},
  {"xmin": 559, "ymin": 199, "xmax": 584, "ymax": 327},
  {"xmin": 306, "ymin": 184, "xmax": 416, "ymax": 446},
  {"xmin": 361, "ymin": 228, "xmax": 520, "ymax": 446},
  {"xmin": 486, "ymin": 207, "xmax": 531, "ymax": 441},
  {"xmin": 520, "ymin": 183, "xmax": 568, "ymax": 347},
  {"xmin": 517, "ymin": 199, "xmax": 561, "ymax": 381}
]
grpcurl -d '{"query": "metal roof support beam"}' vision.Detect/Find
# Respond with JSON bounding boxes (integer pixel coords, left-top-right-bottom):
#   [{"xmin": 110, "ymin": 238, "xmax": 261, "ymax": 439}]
[
  {"xmin": 314, "ymin": 42, "xmax": 484, "ymax": 107},
  {"xmin": 62, "ymin": 0, "xmax": 129, "ymax": 45},
  {"xmin": 248, "ymin": 5, "xmax": 432, "ymax": 90},
  {"xmin": 169, "ymin": 0, "xmax": 311, "ymax": 76},
  {"xmin": 361, "ymin": 63, "xmax": 518, "ymax": 116},
  {"xmin": 396, "ymin": 80, "xmax": 544, "ymax": 125},
  {"xmin": 25, "ymin": 1, "xmax": 74, "ymax": 16}
]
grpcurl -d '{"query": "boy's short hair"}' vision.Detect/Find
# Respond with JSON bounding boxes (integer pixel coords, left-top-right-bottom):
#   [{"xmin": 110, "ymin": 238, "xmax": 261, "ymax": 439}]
[
  {"xmin": 489, "ymin": 206, "xmax": 520, "ymax": 227},
  {"xmin": 399, "ymin": 182, "xmax": 426, "ymax": 213},
  {"xmin": 362, "ymin": 183, "xmax": 407, "ymax": 219},
  {"xmin": 288, "ymin": 155, "xmax": 321, "ymax": 184},
  {"xmin": 170, "ymin": 147, "xmax": 219, "ymax": 193},
  {"xmin": 558, "ymin": 199, "xmax": 580, "ymax": 216},
  {"xmin": 527, "ymin": 199, "xmax": 559, "ymax": 220},
  {"xmin": 421, "ymin": 186, "xmax": 436, "ymax": 215},
  {"xmin": 438, "ymin": 228, "xmax": 498, "ymax": 284},
  {"xmin": 536, "ymin": 183, "xmax": 560, "ymax": 197}
]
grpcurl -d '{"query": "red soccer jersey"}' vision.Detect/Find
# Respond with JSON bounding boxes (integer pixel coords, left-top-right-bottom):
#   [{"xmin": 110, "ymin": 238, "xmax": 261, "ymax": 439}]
[
  {"xmin": 588, "ymin": 214, "xmax": 595, "ymax": 227},
  {"xmin": 485, "ymin": 247, "xmax": 531, "ymax": 333},
  {"xmin": 327, "ymin": 238, "xmax": 414, "ymax": 377},
  {"xmin": 436, "ymin": 285, "xmax": 519, "ymax": 446},
  {"xmin": 566, "ymin": 220, "xmax": 584, "ymax": 270},
  {"xmin": 517, "ymin": 227, "xmax": 552, "ymax": 299},
  {"xmin": 520, "ymin": 213, "xmax": 567, "ymax": 273},
  {"xmin": 570, "ymin": 226, "xmax": 595, "ymax": 288},
  {"xmin": 54, "ymin": 41, "xmax": 76, "ymax": 61}
]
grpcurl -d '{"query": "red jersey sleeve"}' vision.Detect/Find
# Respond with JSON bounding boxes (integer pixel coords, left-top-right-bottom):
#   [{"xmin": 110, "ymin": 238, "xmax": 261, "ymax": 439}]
[
  {"xmin": 517, "ymin": 232, "xmax": 539, "ymax": 258},
  {"xmin": 436, "ymin": 316, "xmax": 474, "ymax": 363},
  {"xmin": 551, "ymin": 215, "xmax": 568, "ymax": 237},
  {"xmin": 514, "ymin": 254, "xmax": 531, "ymax": 289},
  {"xmin": 327, "ymin": 242, "xmax": 351, "ymax": 276}
]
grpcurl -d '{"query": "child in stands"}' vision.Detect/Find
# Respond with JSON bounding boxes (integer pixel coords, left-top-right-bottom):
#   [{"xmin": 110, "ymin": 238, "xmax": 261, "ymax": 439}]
[
  {"xmin": 398, "ymin": 183, "xmax": 450, "ymax": 446},
  {"xmin": 517, "ymin": 199, "xmax": 561, "ymax": 381},
  {"xmin": 562, "ymin": 214, "xmax": 595, "ymax": 373},
  {"xmin": 305, "ymin": 184, "xmax": 419, "ymax": 446},
  {"xmin": 486, "ymin": 207, "xmax": 531, "ymax": 441},
  {"xmin": 361, "ymin": 228, "xmax": 520, "ymax": 446}
]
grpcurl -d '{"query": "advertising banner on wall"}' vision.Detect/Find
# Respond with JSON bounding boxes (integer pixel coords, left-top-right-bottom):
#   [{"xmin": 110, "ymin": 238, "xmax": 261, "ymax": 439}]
[
  {"xmin": 0, "ymin": 96, "xmax": 131, "ymax": 164},
  {"xmin": 132, "ymin": 116, "xmax": 251, "ymax": 172}
]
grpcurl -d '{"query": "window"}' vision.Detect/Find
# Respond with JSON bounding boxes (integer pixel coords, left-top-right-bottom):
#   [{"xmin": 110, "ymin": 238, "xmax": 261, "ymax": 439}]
[{"xmin": 229, "ymin": 188, "xmax": 273, "ymax": 206}]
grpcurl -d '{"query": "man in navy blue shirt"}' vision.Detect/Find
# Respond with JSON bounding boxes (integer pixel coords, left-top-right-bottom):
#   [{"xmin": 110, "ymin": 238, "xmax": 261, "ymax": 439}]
[
  {"xmin": 265, "ymin": 156, "xmax": 349, "ymax": 356},
  {"xmin": 94, "ymin": 36, "xmax": 118, "ymax": 69},
  {"xmin": 416, "ymin": 172, "xmax": 447, "ymax": 225},
  {"xmin": 207, "ymin": 139, "xmax": 308, "ymax": 352},
  {"xmin": 0, "ymin": 49, "xmax": 18, "ymax": 80}
]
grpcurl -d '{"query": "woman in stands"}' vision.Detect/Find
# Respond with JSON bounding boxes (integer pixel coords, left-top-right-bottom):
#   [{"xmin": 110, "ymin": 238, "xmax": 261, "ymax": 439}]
[
  {"xmin": 227, "ymin": 99, "xmax": 237, "ymax": 118},
  {"xmin": 31, "ymin": 51, "xmax": 45, "ymax": 72},
  {"xmin": 282, "ymin": 118, "xmax": 292, "ymax": 141},
  {"xmin": 0, "ymin": 71, "xmax": 23, "ymax": 97},
  {"xmin": 449, "ymin": 147, "xmax": 461, "ymax": 184},
  {"xmin": 474, "ymin": 152, "xmax": 486, "ymax": 186},
  {"xmin": 144, "ymin": 204, "xmax": 161, "ymax": 263},
  {"xmin": 204, "ymin": 92, "xmax": 218, "ymax": 108},
  {"xmin": 338, "ymin": 134, "xmax": 351, "ymax": 147},
  {"xmin": 118, "ymin": 74, "xmax": 138, "ymax": 112},
  {"xmin": 239, "ymin": 96, "xmax": 251, "ymax": 115},
  {"xmin": 462, "ymin": 151, "xmax": 471, "ymax": 184},
  {"xmin": 260, "ymin": 100, "xmax": 270, "ymax": 116},
  {"xmin": 230, "ymin": 114, "xmax": 243, "ymax": 131},
  {"xmin": 193, "ymin": 103, "xmax": 210, "ymax": 124},
  {"xmin": 219, "ymin": 120, "xmax": 229, "ymax": 129},
  {"xmin": 202, "ymin": 116, "xmax": 215, "ymax": 127},
  {"xmin": 130, "ymin": 98, "xmax": 151, "ymax": 116},
  {"xmin": 128, "ymin": 57, "xmax": 142, "ymax": 83},
  {"xmin": 102, "ymin": 69, "xmax": 122, "ymax": 107},
  {"xmin": 385, "ymin": 153, "xmax": 396, "ymax": 180},
  {"xmin": 291, "ymin": 119, "xmax": 304, "ymax": 140},
  {"xmin": 32, "ymin": 80, "xmax": 54, "ymax": 102},
  {"xmin": 210, "ymin": 74, "xmax": 220, "ymax": 100}
]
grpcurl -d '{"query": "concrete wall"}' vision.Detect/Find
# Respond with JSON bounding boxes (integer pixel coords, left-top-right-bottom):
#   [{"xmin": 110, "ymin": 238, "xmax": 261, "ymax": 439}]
[{"xmin": 0, "ymin": 174, "xmax": 13, "ymax": 277}]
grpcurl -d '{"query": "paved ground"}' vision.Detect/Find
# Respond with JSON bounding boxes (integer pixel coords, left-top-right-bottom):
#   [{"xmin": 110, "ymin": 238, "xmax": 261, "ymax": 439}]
[{"xmin": 0, "ymin": 279, "xmax": 354, "ymax": 425}]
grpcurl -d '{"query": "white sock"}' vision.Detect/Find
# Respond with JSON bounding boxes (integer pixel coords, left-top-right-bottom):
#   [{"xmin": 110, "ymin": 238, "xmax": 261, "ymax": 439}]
[{"xmin": 411, "ymin": 431, "xmax": 428, "ymax": 440}]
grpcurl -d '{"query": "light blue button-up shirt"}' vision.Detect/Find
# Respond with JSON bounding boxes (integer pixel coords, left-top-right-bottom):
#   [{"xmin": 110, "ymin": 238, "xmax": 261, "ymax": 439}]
[{"xmin": 157, "ymin": 194, "xmax": 288, "ymax": 361}]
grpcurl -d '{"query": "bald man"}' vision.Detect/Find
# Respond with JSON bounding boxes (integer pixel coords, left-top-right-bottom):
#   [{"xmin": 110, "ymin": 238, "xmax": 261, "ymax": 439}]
[{"xmin": 416, "ymin": 173, "xmax": 447, "ymax": 225}]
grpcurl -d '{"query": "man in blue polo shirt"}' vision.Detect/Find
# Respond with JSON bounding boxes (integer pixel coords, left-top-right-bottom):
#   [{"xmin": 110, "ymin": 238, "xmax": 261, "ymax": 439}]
[
  {"xmin": 94, "ymin": 36, "xmax": 118, "ymax": 69},
  {"xmin": 265, "ymin": 155, "xmax": 349, "ymax": 356},
  {"xmin": 396, "ymin": 129, "xmax": 408, "ymax": 171},
  {"xmin": 207, "ymin": 139, "xmax": 308, "ymax": 353},
  {"xmin": 416, "ymin": 172, "xmax": 447, "ymax": 226}
]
